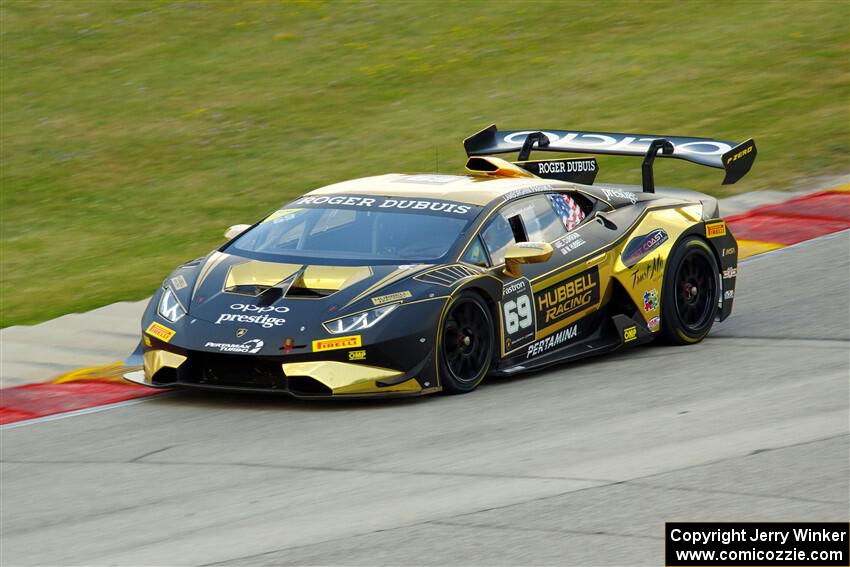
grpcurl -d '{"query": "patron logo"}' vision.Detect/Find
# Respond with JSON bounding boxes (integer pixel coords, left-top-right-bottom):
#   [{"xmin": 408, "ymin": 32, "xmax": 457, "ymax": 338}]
[
  {"xmin": 623, "ymin": 325, "xmax": 638, "ymax": 342},
  {"xmin": 204, "ymin": 339, "xmax": 264, "ymax": 354},
  {"xmin": 724, "ymin": 289, "xmax": 735, "ymax": 300},
  {"xmin": 229, "ymin": 304, "xmax": 290, "ymax": 314},
  {"xmin": 312, "ymin": 335, "xmax": 362, "ymax": 352},
  {"xmin": 145, "ymin": 322, "xmax": 176, "ymax": 343},
  {"xmin": 554, "ymin": 232, "xmax": 586, "ymax": 255},
  {"xmin": 622, "ymin": 229, "xmax": 668, "ymax": 267},
  {"xmin": 535, "ymin": 158, "xmax": 596, "ymax": 174},
  {"xmin": 501, "ymin": 131, "xmax": 733, "ymax": 156},
  {"xmin": 216, "ymin": 313, "xmax": 286, "ymax": 328},
  {"xmin": 601, "ymin": 188, "xmax": 638, "ymax": 204},
  {"xmin": 706, "ymin": 221, "xmax": 727, "ymax": 238},
  {"xmin": 294, "ymin": 195, "xmax": 472, "ymax": 215},
  {"xmin": 526, "ymin": 324, "xmax": 578, "ymax": 359},
  {"xmin": 371, "ymin": 291, "xmax": 412, "ymax": 306},
  {"xmin": 723, "ymin": 267, "xmax": 738, "ymax": 279},
  {"xmin": 502, "ymin": 278, "xmax": 529, "ymax": 297},
  {"xmin": 216, "ymin": 303, "xmax": 290, "ymax": 328},
  {"xmin": 647, "ymin": 316, "xmax": 660, "ymax": 331},
  {"xmin": 631, "ymin": 256, "xmax": 664, "ymax": 287},
  {"xmin": 236, "ymin": 328, "xmax": 248, "ymax": 338},
  {"xmin": 643, "ymin": 289, "xmax": 659, "ymax": 312},
  {"xmin": 170, "ymin": 275, "xmax": 188, "ymax": 290},
  {"xmin": 535, "ymin": 268, "xmax": 600, "ymax": 326}
]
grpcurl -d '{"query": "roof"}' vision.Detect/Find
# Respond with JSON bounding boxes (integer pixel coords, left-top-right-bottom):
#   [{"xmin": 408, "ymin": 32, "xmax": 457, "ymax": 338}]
[{"xmin": 306, "ymin": 173, "xmax": 564, "ymax": 207}]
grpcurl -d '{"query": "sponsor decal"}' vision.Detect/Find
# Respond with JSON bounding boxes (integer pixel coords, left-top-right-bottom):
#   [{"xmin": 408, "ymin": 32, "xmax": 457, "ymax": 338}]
[
  {"xmin": 170, "ymin": 275, "xmax": 188, "ymax": 290},
  {"xmin": 622, "ymin": 229, "xmax": 668, "ymax": 267},
  {"xmin": 554, "ymin": 232, "xmax": 586, "ymax": 255},
  {"xmin": 236, "ymin": 328, "xmax": 248, "ymax": 338},
  {"xmin": 371, "ymin": 290, "xmax": 412, "ymax": 306},
  {"xmin": 723, "ymin": 267, "xmax": 738, "ymax": 279},
  {"xmin": 145, "ymin": 322, "xmax": 176, "ymax": 343},
  {"xmin": 312, "ymin": 335, "xmax": 362, "ymax": 352},
  {"xmin": 229, "ymin": 304, "xmax": 290, "ymax": 313},
  {"xmin": 216, "ymin": 303, "xmax": 290, "ymax": 329},
  {"xmin": 647, "ymin": 316, "xmax": 660, "ymax": 331},
  {"xmin": 501, "ymin": 131, "xmax": 733, "ymax": 157},
  {"xmin": 535, "ymin": 267, "xmax": 600, "ymax": 326},
  {"xmin": 623, "ymin": 325, "xmax": 638, "ymax": 342},
  {"xmin": 602, "ymin": 188, "xmax": 638, "ymax": 204},
  {"xmin": 643, "ymin": 289, "xmax": 659, "ymax": 312},
  {"xmin": 501, "ymin": 277, "xmax": 536, "ymax": 351},
  {"xmin": 722, "ymin": 247, "xmax": 736, "ymax": 257},
  {"xmin": 630, "ymin": 256, "xmax": 665, "ymax": 287},
  {"xmin": 725, "ymin": 143, "xmax": 753, "ymax": 165},
  {"xmin": 526, "ymin": 324, "xmax": 578, "ymax": 359},
  {"xmin": 143, "ymin": 335, "xmax": 152, "ymax": 347},
  {"xmin": 348, "ymin": 349, "xmax": 366, "ymax": 361},
  {"xmin": 204, "ymin": 339, "xmax": 264, "ymax": 354},
  {"xmin": 502, "ymin": 184, "xmax": 554, "ymax": 201},
  {"xmin": 724, "ymin": 289, "xmax": 735, "ymax": 300},
  {"xmin": 294, "ymin": 195, "xmax": 473, "ymax": 216},
  {"xmin": 706, "ymin": 221, "xmax": 727, "ymax": 238},
  {"xmin": 216, "ymin": 313, "xmax": 286, "ymax": 328},
  {"xmin": 535, "ymin": 158, "xmax": 596, "ymax": 175},
  {"xmin": 503, "ymin": 278, "xmax": 529, "ymax": 297}
]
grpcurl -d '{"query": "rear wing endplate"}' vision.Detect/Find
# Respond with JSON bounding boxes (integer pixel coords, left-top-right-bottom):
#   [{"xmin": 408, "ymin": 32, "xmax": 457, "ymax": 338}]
[{"xmin": 463, "ymin": 125, "xmax": 756, "ymax": 190}]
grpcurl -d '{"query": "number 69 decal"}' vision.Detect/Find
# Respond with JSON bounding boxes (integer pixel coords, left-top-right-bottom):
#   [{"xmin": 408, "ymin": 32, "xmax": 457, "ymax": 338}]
[
  {"xmin": 503, "ymin": 296, "xmax": 533, "ymax": 333},
  {"xmin": 501, "ymin": 277, "xmax": 536, "ymax": 352}
]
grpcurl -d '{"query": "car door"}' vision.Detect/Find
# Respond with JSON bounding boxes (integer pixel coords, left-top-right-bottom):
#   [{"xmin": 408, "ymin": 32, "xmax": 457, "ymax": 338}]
[{"xmin": 464, "ymin": 191, "xmax": 615, "ymax": 359}]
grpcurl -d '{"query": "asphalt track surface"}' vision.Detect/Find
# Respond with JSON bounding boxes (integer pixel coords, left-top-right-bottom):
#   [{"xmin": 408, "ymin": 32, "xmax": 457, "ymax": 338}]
[{"xmin": 2, "ymin": 232, "xmax": 848, "ymax": 566}]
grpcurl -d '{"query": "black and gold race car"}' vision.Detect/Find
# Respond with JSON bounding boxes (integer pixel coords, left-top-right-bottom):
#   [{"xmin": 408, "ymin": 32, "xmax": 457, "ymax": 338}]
[{"xmin": 125, "ymin": 125, "xmax": 755, "ymax": 397}]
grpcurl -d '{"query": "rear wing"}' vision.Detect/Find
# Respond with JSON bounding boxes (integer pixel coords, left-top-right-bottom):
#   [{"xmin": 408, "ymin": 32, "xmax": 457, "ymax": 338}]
[{"xmin": 463, "ymin": 124, "xmax": 756, "ymax": 191}]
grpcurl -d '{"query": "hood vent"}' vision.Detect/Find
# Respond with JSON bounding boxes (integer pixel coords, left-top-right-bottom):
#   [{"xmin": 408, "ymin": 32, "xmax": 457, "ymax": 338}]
[
  {"xmin": 223, "ymin": 262, "xmax": 372, "ymax": 298},
  {"xmin": 414, "ymin": 264, "xmax": 479, "ymax": 287}
]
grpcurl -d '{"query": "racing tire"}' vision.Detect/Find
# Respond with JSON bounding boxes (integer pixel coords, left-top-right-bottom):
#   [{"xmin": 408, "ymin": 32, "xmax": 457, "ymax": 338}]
[
  {"xmin": 660, "ymin": 236, "xmax": 720, "ymax": 345},
  {"xmin": 439, "ymin": 293, "xmax": 495, "ymax": 394}
]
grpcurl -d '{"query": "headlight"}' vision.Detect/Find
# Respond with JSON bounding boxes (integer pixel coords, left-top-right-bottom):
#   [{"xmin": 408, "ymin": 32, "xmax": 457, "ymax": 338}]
[
  {"xmin": 157, "ymin": 287, "xmax": 187, "ymax": 323},
  {"xmin": 323, "ymin": 304, "xmax": 399, "ymax": 334}
]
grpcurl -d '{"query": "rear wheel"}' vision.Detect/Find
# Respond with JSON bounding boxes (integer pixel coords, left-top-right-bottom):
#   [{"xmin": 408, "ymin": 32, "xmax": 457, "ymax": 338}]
[
  {"xmin": 660, "ymin": 236, "xmax": 720, "ymax": 345},
  {"xmin": 439, "ymin": 293, "xmax": 494, "ymax": 394}
]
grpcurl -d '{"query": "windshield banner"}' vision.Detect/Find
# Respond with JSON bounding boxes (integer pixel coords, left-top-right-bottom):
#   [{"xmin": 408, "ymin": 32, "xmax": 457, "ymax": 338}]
[{"xmin": 290, "ymin": 194, "xmax": 481, "ymax": 218}]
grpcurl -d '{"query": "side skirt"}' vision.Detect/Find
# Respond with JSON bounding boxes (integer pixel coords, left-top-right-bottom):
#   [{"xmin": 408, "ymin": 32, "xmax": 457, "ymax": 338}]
[{"xmin": 492, "ymin": 313, "xmax": 654, "ymax": 376}]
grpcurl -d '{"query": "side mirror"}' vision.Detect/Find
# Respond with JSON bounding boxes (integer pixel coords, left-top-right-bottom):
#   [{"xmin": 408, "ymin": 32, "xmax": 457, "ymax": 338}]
[
  {"xmin": 503, "ymin": 241, "xmax": 553, "ymax": 277},
  {"xmin": 224, "ymin": 224, "xmax": 251, "ymax": 240}
]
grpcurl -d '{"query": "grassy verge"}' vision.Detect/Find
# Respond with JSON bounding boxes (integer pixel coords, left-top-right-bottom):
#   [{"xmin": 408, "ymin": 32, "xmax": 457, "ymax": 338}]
[{"xmin": 1, "ymin": 1, "xmax": 848, "ymax": 326}]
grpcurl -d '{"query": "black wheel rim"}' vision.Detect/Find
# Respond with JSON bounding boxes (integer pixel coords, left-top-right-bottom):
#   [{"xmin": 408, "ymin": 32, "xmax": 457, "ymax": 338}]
[
  {"xmin": 442, "ymin": 299, "xmax": 491, "ymax": 384},
  {"xmin": 674, "ymin": 250, "xmax": 716, "ymax": 331}
]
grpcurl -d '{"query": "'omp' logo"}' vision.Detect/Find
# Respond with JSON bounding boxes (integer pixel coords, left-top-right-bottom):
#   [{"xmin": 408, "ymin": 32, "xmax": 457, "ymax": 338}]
[
  {"xmin": 706, "ymin": 221, "xmax": 727, "ymax": 238},
  {"xmin": 312, "ymin": 335, "xmax": 362, "ymax": 352},
  {"xmin": 623, "ymin": 326, "xmax": 638, "ymax": 342}
]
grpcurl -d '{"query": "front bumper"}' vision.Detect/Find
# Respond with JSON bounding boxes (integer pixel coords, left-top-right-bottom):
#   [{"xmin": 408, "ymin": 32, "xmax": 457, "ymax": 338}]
[{"xmin": 125, "ymin": 347, "xmax": 430, "ymax": 398}]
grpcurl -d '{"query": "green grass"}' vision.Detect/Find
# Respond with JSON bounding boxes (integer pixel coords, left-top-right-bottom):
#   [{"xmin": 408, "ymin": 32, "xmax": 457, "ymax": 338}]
[{"xmin": 1, "ymin": 0, "xmax": 848, "ymax": 327}]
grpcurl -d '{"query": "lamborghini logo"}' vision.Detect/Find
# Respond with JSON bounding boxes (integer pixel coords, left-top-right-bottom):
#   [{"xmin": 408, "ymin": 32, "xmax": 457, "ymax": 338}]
[{"xmin": 236, "ymin": 328, "xmax": 247, "ymax": 338}]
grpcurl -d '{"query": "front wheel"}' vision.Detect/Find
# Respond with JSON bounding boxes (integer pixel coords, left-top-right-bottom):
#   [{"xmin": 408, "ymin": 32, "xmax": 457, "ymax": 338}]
[
  {"xmin": 660, "ymin": 236, "xmax": 720, "ymax": 345},
  {"xmin": 439, "ymin": 293, "xmax": 494, "ymax": 394}
]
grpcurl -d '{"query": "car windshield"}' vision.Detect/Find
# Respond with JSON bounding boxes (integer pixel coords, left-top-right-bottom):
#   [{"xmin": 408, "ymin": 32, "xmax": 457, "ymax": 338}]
[{"xmin": 225, "ymin": 195, "xmax": 481, "ymax": 264}]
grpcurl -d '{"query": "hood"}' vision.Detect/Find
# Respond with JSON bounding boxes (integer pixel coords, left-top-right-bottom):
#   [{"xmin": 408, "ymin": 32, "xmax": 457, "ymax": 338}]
[{"xmin": 183, "ymin": 252, "xmax": 429, "ymax": 325}]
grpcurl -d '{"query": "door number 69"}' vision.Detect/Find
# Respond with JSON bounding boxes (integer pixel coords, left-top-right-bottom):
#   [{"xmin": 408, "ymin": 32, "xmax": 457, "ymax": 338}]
[{"xmin": 504, "ymin": 296, "xmax": 533, "ymax": 333}]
